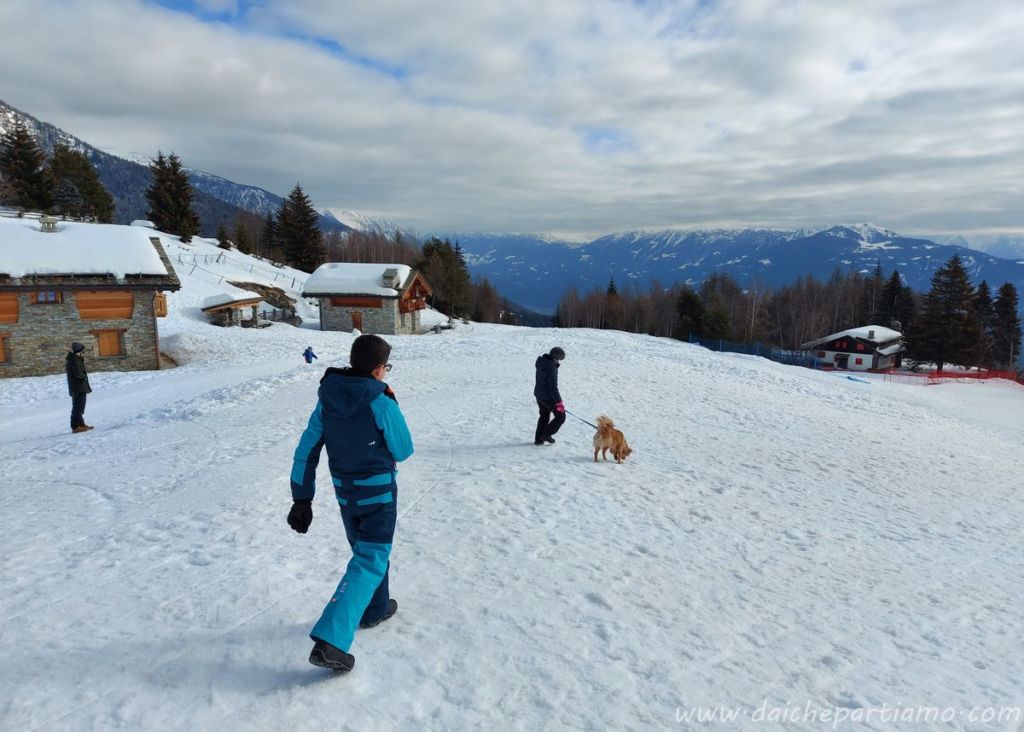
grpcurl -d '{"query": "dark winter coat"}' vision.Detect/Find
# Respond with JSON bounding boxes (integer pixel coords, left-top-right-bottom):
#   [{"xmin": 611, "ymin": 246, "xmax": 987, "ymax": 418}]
[
  {"xmin": 66, "ymin": 352, "xmax": 92, "ymax": 396},
  {"xmin": 303, "ymin": 347, "xmax": 318, "ymax": 364},
  {"xmin": 533, "ymin": 353, "xmax": 561, "ymax": 403}
]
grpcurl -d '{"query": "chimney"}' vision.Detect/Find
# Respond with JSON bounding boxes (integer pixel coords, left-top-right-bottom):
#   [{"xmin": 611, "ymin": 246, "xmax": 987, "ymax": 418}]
[
  {"xmin": 868, "ymin": 329, "xmax": 875, "ymax": 340},
  {"xmin": 40, "ymin": 215, "xmax": 59, "ymax": 233},
  {"xmin": 382, "ymin": 267, "xmax": 400, "ymax": 288}
]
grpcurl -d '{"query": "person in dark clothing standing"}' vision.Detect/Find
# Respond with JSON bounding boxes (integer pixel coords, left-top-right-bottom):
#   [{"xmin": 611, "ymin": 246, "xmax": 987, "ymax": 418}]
[
  {"xmin": 65, "ymin": 342, "xmax": 93, "ymax": 434},
  {"xmin": 534, "ymin": 346, "xmax": 566, "ymax": 445},
  {"xmin": 302, "ymin": 346, "xmax": 318, "ymax": 364}
]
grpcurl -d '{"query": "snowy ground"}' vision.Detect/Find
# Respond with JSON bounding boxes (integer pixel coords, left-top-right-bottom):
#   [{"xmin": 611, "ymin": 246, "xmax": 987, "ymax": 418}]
[{"xmin": 2, "ymin": 241, "xmax": 1023, "ymax": 730}]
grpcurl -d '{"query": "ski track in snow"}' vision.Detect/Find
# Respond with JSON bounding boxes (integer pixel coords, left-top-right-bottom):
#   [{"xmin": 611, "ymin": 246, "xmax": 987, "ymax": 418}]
[{"xmin": 1, "ymin": 235, "xmax": 1023, "ymax": 731}]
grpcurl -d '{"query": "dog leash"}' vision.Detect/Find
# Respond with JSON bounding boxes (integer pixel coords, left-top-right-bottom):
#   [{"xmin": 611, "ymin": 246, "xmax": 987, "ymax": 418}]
[{"xmin": 564, "ymin": 409, "xmax": 598, "ymax": 429}]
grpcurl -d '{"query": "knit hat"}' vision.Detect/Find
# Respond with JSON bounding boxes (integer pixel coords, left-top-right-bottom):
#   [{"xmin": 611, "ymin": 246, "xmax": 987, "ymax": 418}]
[
  {"xmin": 71, "ymin": 342, "xmax": 85, "ymax": 354},
  {"xmin": 549, "ymin": 347, "xmax": 565, "ymax": 361}
]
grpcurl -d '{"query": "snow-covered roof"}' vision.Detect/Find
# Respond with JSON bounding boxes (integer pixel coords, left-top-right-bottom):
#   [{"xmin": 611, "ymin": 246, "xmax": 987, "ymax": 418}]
[
  {"xmin": 0, "ymin": 216, "xmax": 168, "ymax": 278},
  {"xmin": 130, "ymin": 220, "xmax": 156, "ymax": 228},
  {"xmin": 802, "ymin": 325, "xmax": 903, "ymax": 349},
  {"xmin": 201, "ymin": 288, "xmax": 263, "ymax": 310},
  {"xmin": 303, "ymin": 262, "xmax": 413, "ymax": 296}
]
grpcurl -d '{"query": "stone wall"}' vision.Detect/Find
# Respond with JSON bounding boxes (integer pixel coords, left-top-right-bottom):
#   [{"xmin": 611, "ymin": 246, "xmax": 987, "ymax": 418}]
[
  {"xmin": 0, "ymin": 290, "xmax": 161, "ymax": 378},
  {"xmin": 319, "ymin": 298, "xmax": 413, "ymax": 334}
]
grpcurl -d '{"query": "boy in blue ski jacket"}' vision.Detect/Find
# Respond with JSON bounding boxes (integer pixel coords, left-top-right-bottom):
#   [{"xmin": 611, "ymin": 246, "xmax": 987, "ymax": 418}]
[{"xmin": 287, "ymin": 334, "xmax": 414, "ymax": 673}]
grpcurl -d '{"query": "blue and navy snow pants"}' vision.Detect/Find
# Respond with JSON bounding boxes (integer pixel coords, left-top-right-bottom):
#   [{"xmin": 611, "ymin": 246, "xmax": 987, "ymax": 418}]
[{"xmin": 310, "ymin": 473, "xmax": 397, "ymax": 652}]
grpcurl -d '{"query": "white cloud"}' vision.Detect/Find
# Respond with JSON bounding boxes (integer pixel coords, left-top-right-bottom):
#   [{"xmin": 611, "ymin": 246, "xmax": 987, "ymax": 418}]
[{"xmin": 0, "ymin": 0, "xmax": 1022, "ymax": 236}]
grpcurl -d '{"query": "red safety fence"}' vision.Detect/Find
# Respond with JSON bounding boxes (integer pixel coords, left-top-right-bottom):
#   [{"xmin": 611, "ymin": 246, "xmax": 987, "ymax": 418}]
[{"xmin": 882, "ymin": 369, "xmax": 1024, "ymax": 387}]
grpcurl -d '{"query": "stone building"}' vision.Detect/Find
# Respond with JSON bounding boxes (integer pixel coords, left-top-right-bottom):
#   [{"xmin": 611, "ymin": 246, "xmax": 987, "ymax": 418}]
[
  {"xmin": 302, "ymin": 263, "xmax": 431, "ymax": 335},
  {"xmin": 0, "ymin": 216, "xmax": 181, "ymax": 378}
]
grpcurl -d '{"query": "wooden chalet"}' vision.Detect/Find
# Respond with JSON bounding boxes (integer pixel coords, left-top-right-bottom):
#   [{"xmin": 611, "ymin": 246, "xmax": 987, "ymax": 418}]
[{"xmin": 801, "ymin": 325, "xmax": 904, "ymax": 371}]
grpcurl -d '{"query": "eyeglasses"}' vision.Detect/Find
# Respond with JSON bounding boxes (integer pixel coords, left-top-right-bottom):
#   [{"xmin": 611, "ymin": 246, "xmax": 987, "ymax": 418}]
[{"xmin": 383, "ymin": 363, "xmax": 392, "ymax": 373}]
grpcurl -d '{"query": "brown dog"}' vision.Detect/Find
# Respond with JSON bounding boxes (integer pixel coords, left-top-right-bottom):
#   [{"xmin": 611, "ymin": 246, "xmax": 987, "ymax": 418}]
[{"xmin": 593, "ymin": 415, "xmax": 632, "ymax": 464}]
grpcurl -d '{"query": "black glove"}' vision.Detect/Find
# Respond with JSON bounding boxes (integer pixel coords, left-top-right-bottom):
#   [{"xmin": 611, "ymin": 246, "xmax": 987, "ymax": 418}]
[{"xmin": 287, "ymin": 499, "xmax": 313, "ymax": 534}]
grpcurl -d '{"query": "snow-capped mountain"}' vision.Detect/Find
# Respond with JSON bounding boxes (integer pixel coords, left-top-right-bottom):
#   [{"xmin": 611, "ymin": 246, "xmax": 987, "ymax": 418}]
[
  {"xmin": 931, "ymin": 233, "xmax": 1024, "ymax": 262},
  {"xmin": 185, "ymin": 169, "xmax": 285, "ymax": 219},
  {"xmin": 322, "ymin": 209, "xmax": 403, "ymax": 237},
  {"xmin": 0, "ymin": 99, "xmax": 349, "ymax": 235},
  {"xmin": 448, "ymin": 224, "xmax": 1024, "ymax": 313}
]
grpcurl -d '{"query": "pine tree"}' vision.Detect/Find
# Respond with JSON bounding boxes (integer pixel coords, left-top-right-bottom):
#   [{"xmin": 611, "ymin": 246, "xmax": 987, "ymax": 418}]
[
  {"xmin": 278, "ymin": 184, "xmax": 325, "ymax": 272},
  {"xmin": 145, "ymin": 152, "xmax": 199, "ymax": 242},
  {"xmin": 216, "ymin": 222, "xmax": 231, "ymax": 249},
  {"xmin": 234, "ymin": 221, "xmax": 253, "ymax": 255},
  {"xmin": 48, "ymin": 145, "xmax": 115, "ymax": 222},
  {"xmin": 261, "ymin": 211, "xmax": 278, "ymax": 259},
  {"xmin": 676, "ymin": 287, "xmax": 704, "ymax": 340},
  {"xmin": 416, "ymin": 237, "xmax": 471, "ymax": 316},
  {"xmin": 701, "ymin": 303, "xmax": 731, "ymax": 340},
  {"xmin": 607, "ymin": 276, "xmax": 618, "ymax": 296},
  {"xmin": 905, "ymin": 254, "xmax": 984, "ymax": 371},
  {"xmin": 991, "ymin": 282, "xmax": 1021, "ymax": 369},
  {"xmin": 876, "ymin": 269, "xmax": 916, "ymax": 332},
  {"xmin": 52, "ymin": 178, "xmax": 84, "ymax": 217},
  {"xmin": 973, "ymin": 281, "xmax": 995, "ymax": 368},
  {"xmin": 0, "ymin": 120, "xmax": 53, "ymax": 211}
]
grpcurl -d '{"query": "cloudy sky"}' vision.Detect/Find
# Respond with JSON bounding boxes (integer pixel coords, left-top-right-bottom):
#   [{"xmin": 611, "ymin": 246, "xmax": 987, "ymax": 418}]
[{"xmin": 1, "ymin": 0, "xmax": 1022, "ymax": 238}]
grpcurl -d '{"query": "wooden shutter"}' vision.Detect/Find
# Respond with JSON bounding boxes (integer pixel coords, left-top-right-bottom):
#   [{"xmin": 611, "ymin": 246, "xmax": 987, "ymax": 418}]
[
  {"xmin": 76, "ymin": 291, "xmax": 134, "ymax": 319},
  {"xmin": 0, "ymin": 334, "xmax": 8, "ymax": 363},
  {"xmin": 154, "ymin": 293, "xmax": 167, "ymax": 317},
  {"xmin": 92, "ymin": 330, "xmax": 124, "ymax": 357},
  {"xmin": 352, "ymin": 312, "xmax": 363, "ymax": 331},
  {"xmin": 0, "ymin": 294, "xmax": 18, "ymax": 323}
]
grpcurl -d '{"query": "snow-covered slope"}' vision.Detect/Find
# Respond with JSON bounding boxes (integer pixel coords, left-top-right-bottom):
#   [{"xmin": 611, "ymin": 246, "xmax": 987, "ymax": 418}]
[{"xmin": 1, "ymin": 238, "xmax": 1022, "ymax": 730}]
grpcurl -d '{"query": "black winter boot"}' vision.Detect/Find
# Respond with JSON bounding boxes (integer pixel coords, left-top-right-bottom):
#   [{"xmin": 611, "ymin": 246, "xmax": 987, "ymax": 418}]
[
  {"xmin": 360, "ymin": 599, "xmax": 398, "ymax": 629},
  {"xmin": 309, "ymin": 638, "xmax": 355, "ymax": 673}
]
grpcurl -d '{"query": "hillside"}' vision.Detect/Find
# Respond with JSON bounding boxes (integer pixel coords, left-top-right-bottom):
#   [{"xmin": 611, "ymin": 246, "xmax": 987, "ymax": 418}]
[
  {"xmin": 1, "ymin": 237, "xmax": 1022, "ymax": 730},
  {"xmin": 0, "ymin": 99, "xmax": 352, "ymax": 236}
]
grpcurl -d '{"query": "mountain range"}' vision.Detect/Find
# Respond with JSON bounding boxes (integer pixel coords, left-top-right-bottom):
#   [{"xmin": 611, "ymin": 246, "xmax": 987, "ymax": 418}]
[{"xmin": 444, "ymin": 225, "xmax": 1024, "ymax": 313}]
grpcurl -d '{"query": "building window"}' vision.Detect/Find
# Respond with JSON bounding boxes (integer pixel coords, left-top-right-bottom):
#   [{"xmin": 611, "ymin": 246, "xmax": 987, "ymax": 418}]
[
  {"xmin": 32, "ymin": 291, "xmax": 63, "ymax": 304},
  {"xmin": 855, "ymin": 357, "xmax": 863, "ymax": 365},
  {"xmin": 91, "ymin": 329, "xmax": 125, "ymax": 357},
  {"xmin": 0, "ymin": 293, "xmax": 18, "ymax": 323},
  {"xmin": 154, "ymin": 293, "xmax": 168, "ymax": 317},
  {"xmin": 0, "ymin": 333, "xmax": 10, "ymax": 363},
  {"xmin": 856, "ymin": 343, "xmax": 865, "ymax": 351},
  {"xmin": 76, "ymin": 291, "xmax": 134, "ymax": 319}
]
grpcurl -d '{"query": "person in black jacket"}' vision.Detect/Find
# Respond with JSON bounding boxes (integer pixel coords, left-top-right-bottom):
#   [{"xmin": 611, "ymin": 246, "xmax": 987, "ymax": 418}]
[
  {"xmin": 65, "ymin": 342, "xmax": 93, "ymax": 434},
  {"xmin": 533, "ymin": 346, "xmax": 566, "ymax": 445}
]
